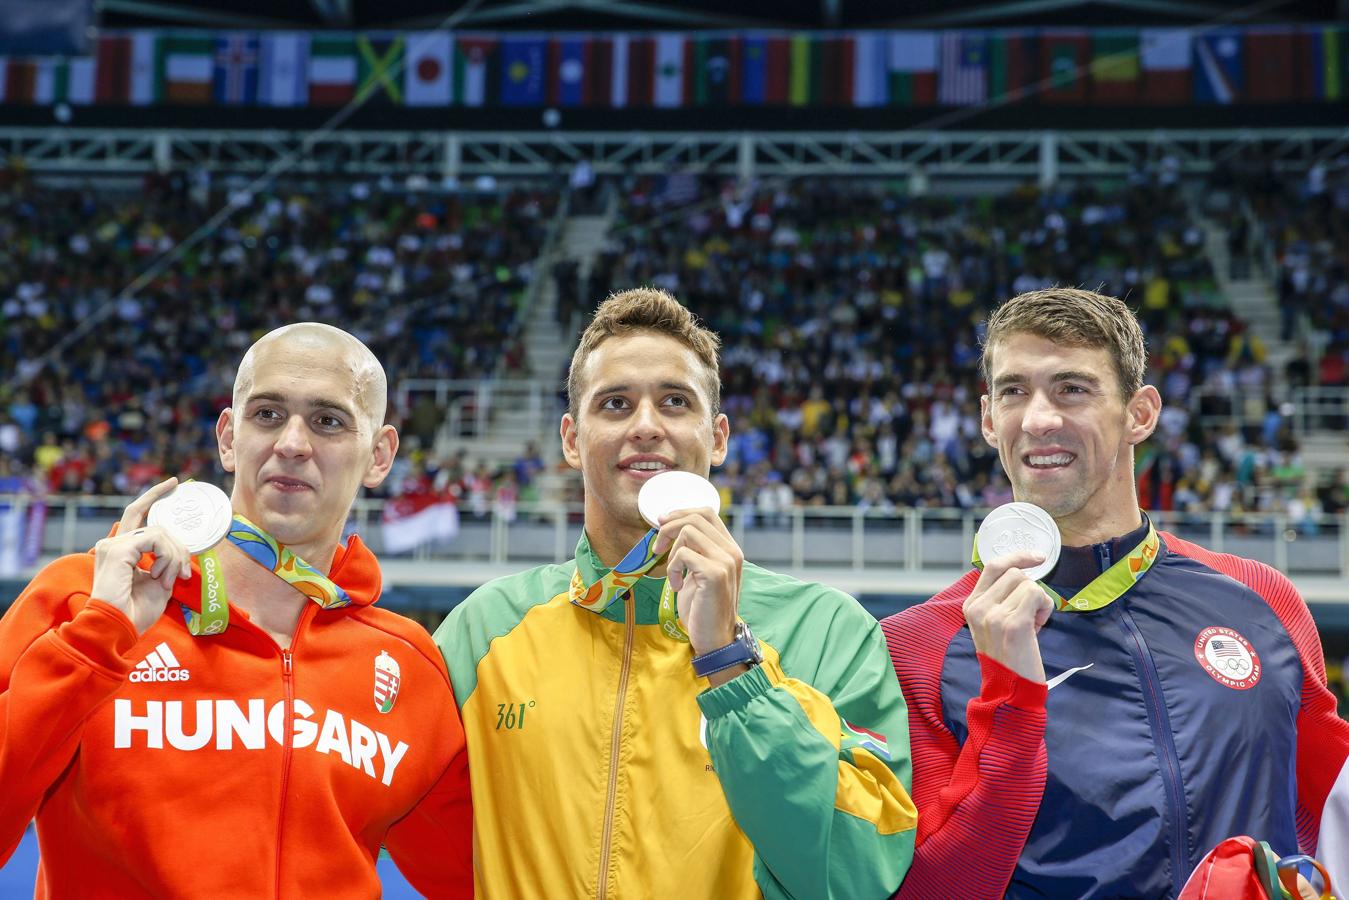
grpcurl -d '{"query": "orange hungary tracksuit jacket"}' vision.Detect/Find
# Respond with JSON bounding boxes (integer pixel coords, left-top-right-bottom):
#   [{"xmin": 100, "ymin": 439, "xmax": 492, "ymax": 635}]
[{"xmin": 0, "ymin": 535, "xmax": 471, "ymax": 899}]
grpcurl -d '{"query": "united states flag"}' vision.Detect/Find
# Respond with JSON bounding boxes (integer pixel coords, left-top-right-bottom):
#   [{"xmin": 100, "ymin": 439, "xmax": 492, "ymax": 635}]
[{"xmin": 1210, "ymin": 638, "xmax": 1244, "ymax": 658}]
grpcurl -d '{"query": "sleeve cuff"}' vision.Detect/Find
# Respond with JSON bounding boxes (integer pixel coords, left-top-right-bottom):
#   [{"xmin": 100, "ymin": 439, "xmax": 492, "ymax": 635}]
[
  {"xmin": 697, "ymin": 661, "xmax": 777, "ymax": 719},
  {"xmin": 54, "ymin": 600, "xmax": 141, "ymax": 678},
  {"xmin": 976, "ymin": 652, "xmax": 1048, "ymax": 710}
]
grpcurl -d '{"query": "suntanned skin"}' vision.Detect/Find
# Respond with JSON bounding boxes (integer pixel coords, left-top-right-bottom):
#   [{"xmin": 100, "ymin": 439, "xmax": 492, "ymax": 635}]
[
  {"xmin": 560, "ymin": 330, "xmax": 748, "ymax": 686},
  {"xmin": 962, "ymin": 332, "xmax": 1162, "ymax": 682}
]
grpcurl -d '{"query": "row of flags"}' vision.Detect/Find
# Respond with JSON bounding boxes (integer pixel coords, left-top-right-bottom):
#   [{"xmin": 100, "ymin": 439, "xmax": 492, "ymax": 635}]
[{"xmin": 0, "ymin": 26, "xmax": 1343, "ymax": 110}]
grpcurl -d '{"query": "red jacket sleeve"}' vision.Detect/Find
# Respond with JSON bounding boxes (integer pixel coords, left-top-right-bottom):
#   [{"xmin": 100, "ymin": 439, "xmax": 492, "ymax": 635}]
[
  {"xmin": 881, "ymin": 579, "xmax": 1049, "ymax": 899},
  {"xmin": 0, "ymin": 555, "xmax": 139, "ymax": 864}
]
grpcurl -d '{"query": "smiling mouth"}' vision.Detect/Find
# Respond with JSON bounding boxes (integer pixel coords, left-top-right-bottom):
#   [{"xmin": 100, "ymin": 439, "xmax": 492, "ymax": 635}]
[{"xmin": 1024, "ymin": 453, "xmax": 1076, "ymax": 470}]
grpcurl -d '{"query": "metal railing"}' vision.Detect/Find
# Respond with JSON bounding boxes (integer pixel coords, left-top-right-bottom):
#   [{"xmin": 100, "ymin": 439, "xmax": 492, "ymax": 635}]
[{"xmin": 5, "ymin": 496, "xmax": 1346, "ymax": 580}]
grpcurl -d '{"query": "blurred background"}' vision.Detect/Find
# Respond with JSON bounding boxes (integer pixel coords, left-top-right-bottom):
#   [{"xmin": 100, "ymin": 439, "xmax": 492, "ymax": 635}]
[{"xmin": 0, "ymin": 0, "xmax": 1346, "ymax": 890}]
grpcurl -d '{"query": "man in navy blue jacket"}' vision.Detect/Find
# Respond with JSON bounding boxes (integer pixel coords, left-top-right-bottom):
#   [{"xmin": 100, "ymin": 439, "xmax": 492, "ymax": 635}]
[{"xmin": 883, "ymin": 287, "xmax": 1349, "ymax": 898}]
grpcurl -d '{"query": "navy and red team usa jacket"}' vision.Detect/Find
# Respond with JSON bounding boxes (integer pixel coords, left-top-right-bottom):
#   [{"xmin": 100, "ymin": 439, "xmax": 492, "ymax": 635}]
[{"xmin": 882, "ymin": 525, "xmax": 1349, "ymax": 899}]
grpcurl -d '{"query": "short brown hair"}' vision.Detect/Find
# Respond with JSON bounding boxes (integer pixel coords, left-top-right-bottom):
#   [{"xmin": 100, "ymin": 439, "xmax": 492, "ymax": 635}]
[
  {"xmin": 981, "ymin": 288, "xmax": 1147, "ymax": 400},
  {"xmin": 566, "ymin": 287, "xmax": 722, "ymax": 419}
]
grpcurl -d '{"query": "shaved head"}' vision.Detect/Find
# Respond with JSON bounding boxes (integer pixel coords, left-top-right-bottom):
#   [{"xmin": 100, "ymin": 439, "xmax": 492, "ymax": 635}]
[{"xmin": 233, "ymin": 323, "xmax": 387, "ymax": 438}]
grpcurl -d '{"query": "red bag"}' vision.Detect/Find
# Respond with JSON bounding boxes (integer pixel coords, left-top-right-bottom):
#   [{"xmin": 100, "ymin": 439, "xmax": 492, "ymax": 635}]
[{"xmin": 1181, "ymin": 836, "xmax": 1336, "ymax": 900}]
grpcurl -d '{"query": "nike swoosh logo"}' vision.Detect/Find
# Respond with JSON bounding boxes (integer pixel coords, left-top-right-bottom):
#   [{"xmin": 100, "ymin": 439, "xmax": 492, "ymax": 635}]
[{"xmin": 1046, "ymin": 663, "xmax": 1094, "ymax": 691}]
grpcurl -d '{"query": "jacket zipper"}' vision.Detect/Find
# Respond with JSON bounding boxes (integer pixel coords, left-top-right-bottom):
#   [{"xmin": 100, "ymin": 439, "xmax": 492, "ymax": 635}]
[
  {"xmin": 273, "ymin": 605, "xmax": 315, "ymax": 900},
  {"xmin": 1117, "ymin": 608, "xmax": 1190, "ymax": 895},
  {"xmin": 596, "ymin": 591, "xmax": 636, "ymax": 900}
]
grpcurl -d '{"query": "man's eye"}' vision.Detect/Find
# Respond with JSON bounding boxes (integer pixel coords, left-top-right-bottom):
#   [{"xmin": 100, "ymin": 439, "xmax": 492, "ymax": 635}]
[
  {"xmin": 255, "ymin": 408, "xmax": 282, "ymax": 421},
  {"xmin": 664, "ymin": 395, "xmax": 689, "ymax": 407},
  {"xmin": 317, "ymin": 415, "xmax": 344, "ymax": 429},
  {"xmin": 599, "ymin": 397, "xmax": 628, "ymax": 410}
]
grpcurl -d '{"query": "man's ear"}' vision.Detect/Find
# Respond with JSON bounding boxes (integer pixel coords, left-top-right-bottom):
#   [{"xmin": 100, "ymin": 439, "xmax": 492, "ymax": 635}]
[
  {"xmin": 710, "ymin": 413, "xmax": 729, "ymax": 467},
  {"xmin": 216, "ymin": 409, "xmax": 236, "ymax": 473},
  {"xmin": 980, "ymin": 395, "xmax": 997, "ymax": 448},
  {"xmin": 1126, "ymin": 385, "xmax": 1162, "ymax": 445},
  {"xmin": 560, "ymin": 414, "xmax": 582, "ymax": 471},
  {"xmin": 362, "ymin": 425, "xmax": 400, "ymax": 489}
]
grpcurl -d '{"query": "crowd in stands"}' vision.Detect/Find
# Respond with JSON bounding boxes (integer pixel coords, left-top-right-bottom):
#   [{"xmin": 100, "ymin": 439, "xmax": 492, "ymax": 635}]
[
  {"xmin": 574, "ymin": 168, "xmax": 1346, "ymax": 526},
  {"xmin": 0, "ymin": 165, "xmax": 554, "ymax": 501},
  {"xmin": 1, "ymin": 161, "xmax": 1345, "ymax": 534}
]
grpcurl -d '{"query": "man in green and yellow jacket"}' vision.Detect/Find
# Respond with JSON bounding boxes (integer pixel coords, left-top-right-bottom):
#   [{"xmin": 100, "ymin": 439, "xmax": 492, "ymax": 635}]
[{"xmin": 435, "ymin": 287, "xmax": 916, "ymax": 899}]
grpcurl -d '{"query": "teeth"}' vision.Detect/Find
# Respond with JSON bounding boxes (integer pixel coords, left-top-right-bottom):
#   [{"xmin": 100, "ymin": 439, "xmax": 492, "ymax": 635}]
[
  {"xmin": 1028, "ymin": 454, "xmax": 1073, "ymax": 467},
  {"xmin": 628, "ymin": 461, "xmax": 669, "ymax": 471}
]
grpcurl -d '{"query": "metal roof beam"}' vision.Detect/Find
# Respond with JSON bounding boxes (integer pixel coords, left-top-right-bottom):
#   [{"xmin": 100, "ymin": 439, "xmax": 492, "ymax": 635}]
[{"xmin": 98, "ymin": 0, "xmax": 303, "ymax": 28}]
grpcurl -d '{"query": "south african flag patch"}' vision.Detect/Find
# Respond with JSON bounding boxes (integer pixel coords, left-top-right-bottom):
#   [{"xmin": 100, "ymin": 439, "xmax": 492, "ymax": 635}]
[{"xmin": 840, "ymin": 720, "xmax": 891, "ymax": 760}]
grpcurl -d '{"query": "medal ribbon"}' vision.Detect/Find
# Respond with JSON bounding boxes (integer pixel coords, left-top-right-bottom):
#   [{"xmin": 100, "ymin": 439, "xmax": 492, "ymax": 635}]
[
  {"xmin": 569, "ymin": 528, "xmax": 690, "ymax": 642},
  {"xmin": 971, "ymin": 519, "xmax": 1161, "ymax": 613},
  {"xmin": 183, "ymin": 513, "xmax": 352, "ymax": 636}
]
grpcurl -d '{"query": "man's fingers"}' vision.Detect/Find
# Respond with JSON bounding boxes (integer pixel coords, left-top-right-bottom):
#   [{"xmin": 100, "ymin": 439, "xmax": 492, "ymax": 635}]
[
  {"xmin": 975, "ymin": 551, "xmax": 1047, "ymax": 588},
  {"xmin": 118, "ymin": 477, "xmax": 179, "ymax": 533}
]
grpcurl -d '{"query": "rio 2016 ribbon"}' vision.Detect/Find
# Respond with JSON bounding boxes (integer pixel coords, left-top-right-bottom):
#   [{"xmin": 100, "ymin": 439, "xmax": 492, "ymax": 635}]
[
  {"xmin": 569, "ymin": 528, "xmax": 691, "ymax": 642},
  {"xmin": 184, "ymin": 548, "xmax": 230, "ymax": 635},
  {"xmin": 227, "ymin": 514, "xmax": 352, "ymax": 609},
  {"xmin": 971, "ymin": 517, "xmax": 1160, "ymax": 613}
]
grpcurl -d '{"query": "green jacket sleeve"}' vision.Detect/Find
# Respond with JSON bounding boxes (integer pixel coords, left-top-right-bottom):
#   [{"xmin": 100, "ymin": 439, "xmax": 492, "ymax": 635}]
[{"xmin": 697, "ymin": 611, "xmax": 916, "ymax": 900}]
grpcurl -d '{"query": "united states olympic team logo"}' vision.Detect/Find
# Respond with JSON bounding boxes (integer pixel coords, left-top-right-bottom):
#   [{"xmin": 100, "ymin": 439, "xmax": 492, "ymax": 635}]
[{"xmin": 1193, "ymin": 626, "xmax": 1261, "ymax": 690}]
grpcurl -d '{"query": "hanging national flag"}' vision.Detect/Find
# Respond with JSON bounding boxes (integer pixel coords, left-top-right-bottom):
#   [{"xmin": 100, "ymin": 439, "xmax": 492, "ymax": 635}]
[
  {"xmin": 548, "ymin": 36, "xmax": 586, "ymax": 106},
  {"xmin": 818, "ymin": 35, "xmax": 855, "ymax": 105},
  {"xmin": 986, "ymin": 31, "xmax": 1033, "ymax": 103},
  {"xmin": 258, "ymin": 32, "xmax": 308, "ymax": 107},
  {"xmin": 357, "ymin": 35, "xmax": 404, "ymax": 104},
  {"xmin": 1040, "ymin": 30, "xmax": 1089, "ymax": 103},
  {"xmin": 381, "ymin": 490, "xmax": 459, "ymax": 555},
  {"xmin": 0, "ymin": 59, "xmax": 37, "ymax": 103},
  {"xmin": 608, "ymin": 35, "xmax": 630, "ymax": 106},
  {"xmin": 66, "ymin": 55, "xmax": 94, "ymax": 103},
  {"xmin": 1245, "ymin": 29, "xmax": 1297, "ymax": 103},
  {"xmin": 788, "ymin": 34, "xmax": 812, "ymax": 106},
  {"xmin": 1193, "ymin": 30, "xmax": 1243, "ymax": 104},
  {"xmin": 213, "ymin": 33, "xmax": 258, "ymax": 105},
  {"xmin": 888, "ymin": 32, "xmax": 938, "ymax": 105},
  {"xmin": 938, "ymin": 32, "xmax": 986, "ymax": 105},
  {"xmin": 33, "ymin": 58, "xmax": 70, "ymax": 104},
  {"xmin": 158, "ymin": 34, "xmax": 212, "ymax": 104},
  {"xmin": 654, "ymin": 33, "xmax": 684, "ymax": 107},
  {"xmin": 1139, "ymin": 28, "xmax": 1190, "ymax": 103},
  {"xmin": 687, "ymin": 35, "xmax": 739, "ymax": 106},
  {"xmin": 588, "ymin": 36, "xmax": 615, "ymax": 107},
  {"xmin": 624, "ymin": 36, "xmax": 654, "ymax": 107},
  {"xmin": 1298, "ymin": 26, "xmax": 1345, "ymax": 101},
  {"xmin": 308, "ymin": 35, "xmax": 356, "ymax": 105},
  {"xmin": 851, "ymin": 32, "xmax": 888, "ymax": 106},
  {"xmin": 94, "ymin": 34, "xmax": 131, "ymax": 103},
  {"xmin": 454, "ymin": 37, "xmax": 498, "ymax": 106},
  {"xmin": 741, "ymin": 35, "xmax": 768, "ymax": 104},
  {"xmin": 0, "ymin": 482, "xmax": 45, "ymax": 578},
  {"xmin": 128, "ymin": 31, "xmax": 159, "ymax": 105},
  {"xmin": 404, "ymin": 31, "xmax": 452, "ymax": 106},
  {"xmin": 501, "ymin": 36, "xmax": 545, "ymax": 106},
  {"xmin": 1090, "ymin": 30, "xmax": 1139, "ymax": 104},
  {"xmin": 762, "ymin": 36, "xmax": 790, "ymax": 104}
]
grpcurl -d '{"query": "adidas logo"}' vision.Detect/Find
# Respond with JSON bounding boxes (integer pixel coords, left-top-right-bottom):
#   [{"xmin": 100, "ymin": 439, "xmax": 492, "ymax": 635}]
[{"xmin": 129, "ymin": 642, "xmax": 192, "ymax": 683}]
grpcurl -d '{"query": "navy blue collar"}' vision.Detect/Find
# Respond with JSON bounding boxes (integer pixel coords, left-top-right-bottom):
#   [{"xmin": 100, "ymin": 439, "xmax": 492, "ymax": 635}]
[{"xmin": 1047, "ymin": 515, "xmax": 1151, "ymax": 595}]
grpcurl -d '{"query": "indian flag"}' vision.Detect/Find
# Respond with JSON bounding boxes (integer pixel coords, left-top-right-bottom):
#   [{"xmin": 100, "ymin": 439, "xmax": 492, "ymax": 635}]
[{"xmin": 841, "ymin": 720, "xmax": 892, "ymax": 760}]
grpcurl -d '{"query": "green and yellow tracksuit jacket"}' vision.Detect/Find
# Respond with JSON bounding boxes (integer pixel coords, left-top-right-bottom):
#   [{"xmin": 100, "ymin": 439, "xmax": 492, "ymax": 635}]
[{"xmin": 434, "ymin": 534, "xmax": 916, "ymax": 899}]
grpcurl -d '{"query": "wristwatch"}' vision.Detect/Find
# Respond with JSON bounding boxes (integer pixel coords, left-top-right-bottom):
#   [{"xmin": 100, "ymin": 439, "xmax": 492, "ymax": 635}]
[{"xmin": 691, "ymin": 621, "xmax": 764, "ymax": 678}]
